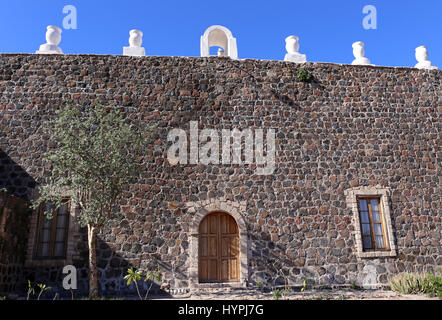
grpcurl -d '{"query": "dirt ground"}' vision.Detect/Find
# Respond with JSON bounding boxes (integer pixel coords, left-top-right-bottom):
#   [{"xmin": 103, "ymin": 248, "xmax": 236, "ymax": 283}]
[{"xmin": 156, "ymin": 289, "xmax": 440, "ymax": 300}]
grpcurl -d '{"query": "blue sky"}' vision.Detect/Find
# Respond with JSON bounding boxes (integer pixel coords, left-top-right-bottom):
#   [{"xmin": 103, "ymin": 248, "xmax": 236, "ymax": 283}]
[{"xmin": 0, "ymin": 0, "xmax": 441, "ymax": 68}]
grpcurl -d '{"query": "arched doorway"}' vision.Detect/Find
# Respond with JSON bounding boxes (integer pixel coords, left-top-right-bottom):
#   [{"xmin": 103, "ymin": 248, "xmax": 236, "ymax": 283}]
[{"xmin": 198, "ymin": 211, "xmax": 240, "ymax": 282}]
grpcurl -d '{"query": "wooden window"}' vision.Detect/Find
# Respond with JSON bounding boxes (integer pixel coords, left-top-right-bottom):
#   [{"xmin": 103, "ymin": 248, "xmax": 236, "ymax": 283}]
[
  {"xmin": 357, "ymin": 197, "xmax": 388, "ymax": 251},
  {"xmin": 34, "ymin": 199, "xmax": 70, "ymax": 259}
]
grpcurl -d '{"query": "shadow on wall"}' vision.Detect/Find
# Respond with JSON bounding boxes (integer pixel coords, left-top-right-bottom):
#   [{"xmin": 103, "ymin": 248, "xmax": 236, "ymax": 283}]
[
  {"xmin": 0, "ymin": 150, "xmax": 37, "ymax": 201},
  {"xmin": 22, "ymin": 225, "xmax": 175, "ymax": 299},
  {"xmin": 0, "ymin": 149, "xmax": 35, "ymax": 295},
  {"xmin": 0, "ymin": 191, "xmax": 31, "ymax": 295},
  {"xmin": 91, "ymin": 234, "xmax": 176, "ymax": 299},
  {"xmin": 0, "ymin": 150, "xmax": 173, "ymax": 299}
]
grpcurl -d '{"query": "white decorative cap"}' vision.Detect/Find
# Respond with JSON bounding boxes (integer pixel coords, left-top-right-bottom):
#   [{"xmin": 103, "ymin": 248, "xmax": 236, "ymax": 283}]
[
  {"xmin": 129, "ymin": 29, "xmax": 143, "ymax": 47},
  {"xmin": 414, "ymin": 46, "xmax": 438, "ymax": 70},
  {"xmin": 351, "ymin": 41, "xmax": 372, "ymax": 65},
  {"xmin": 123, "ymin": 29, "xmax": 145, "ymax": 56},
  {"xmin": 284, "ymin": 35, "xmax": 306, "ymax": 63},
  {"xmin": 36, "ymin": 25, "xmax": 63, "ymax": 54}
]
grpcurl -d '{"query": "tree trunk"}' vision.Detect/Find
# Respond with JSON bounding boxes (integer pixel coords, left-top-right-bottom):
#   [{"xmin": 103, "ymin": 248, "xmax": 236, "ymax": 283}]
[{"xmin": 87, "ymin": 224, "xmax": 99, "ymax": 299}]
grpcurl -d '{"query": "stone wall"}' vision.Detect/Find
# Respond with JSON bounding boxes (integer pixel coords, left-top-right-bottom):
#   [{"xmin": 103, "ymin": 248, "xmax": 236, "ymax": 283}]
[
  {"xmin": 0, "ymin": 190, "xmax": 30, "ymax": 294},
  {"xmin": 0, "ymin": 53, "xmax": 440, "ymax": 295}
]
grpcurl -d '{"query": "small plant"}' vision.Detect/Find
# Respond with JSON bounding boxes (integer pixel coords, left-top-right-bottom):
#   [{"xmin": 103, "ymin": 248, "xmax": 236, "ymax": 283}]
[
  {"xmin": 296, "ymin": 68, "xmax": 312, "ymax": 83},
  {"xmin": 390, "ymin": 272, "xmax": 425, "ymax": 294},
  {"xmin": 124, "ymin": 267, "xmax": 144, "ymax": 300},
  {"xmin": 300, "ymin": 278, "xmax": 315, "ymax": 292},
  {"xmin": 69, "ymin": 288, "xmax": 75, "ymax": 300},
  {"xmin": 25, "ymin": 281, "xmax": 52, "ymax": 300},
  {"xmin": 36, "ymin": 283, "xmax": 52, "ymax": 300},
  {"xmin": 276, "ymin": 270, "xmax": 291, "ymax": 295},
  {"xmin": 143, "ymin": 270, "xmax": 162, "ymax": 300},
  {"xmin": 26, "ymin": 280, "xmax": 35, "ymax": 300},
  {"xmin": 350, "ymin": 281, "xmax": 358, "ymax": 290},
  {"xmin": 0, "ymin": 296, "xmax": 6, "ymax": 300},
  {"xmin": 124, "ymin": 267, "xmax": 162, "ymax": 300},
  {"xmin": 272, "ymin": 289, "xmax": 282, "ymax": 300},
  {"xmin": 390, "ymin": 271, "xmax": 442, "ymax": 297},
  {"xmin": 255, "ymin": 281, "xmax": 264, "ymax": 293}
]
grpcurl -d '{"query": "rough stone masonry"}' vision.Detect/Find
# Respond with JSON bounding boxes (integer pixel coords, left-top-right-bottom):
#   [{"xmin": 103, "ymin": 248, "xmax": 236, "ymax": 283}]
[{"xmin": 0, "ymin": 53, "xmax": 440, "ymax": 296}]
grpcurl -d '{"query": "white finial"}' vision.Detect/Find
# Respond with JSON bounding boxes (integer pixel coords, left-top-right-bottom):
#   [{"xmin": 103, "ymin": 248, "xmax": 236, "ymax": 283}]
[
  {"xmin": 200, "ymin": 25, "xmax": 238, "ymax": 59},
  {"xmin": 284, "ymin": 36, "xmax": 306, "ymax": 63},
  {"xmin": 414, "ymin": 46, "xmax": 438, "ymax": 70},
  {"xmin": 36, "ymin": 25, "xmax": 63, "ymax": 54},
  {"xmin": 351, "ymin": 41, "xmax": 372, "ymax": 65},
  {"xmin": 123, "ymin": 29, "xmax": 145, "ymax": 57}
]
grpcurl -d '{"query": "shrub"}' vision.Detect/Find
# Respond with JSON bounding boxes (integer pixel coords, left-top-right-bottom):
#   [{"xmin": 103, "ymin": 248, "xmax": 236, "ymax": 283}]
[
  {"xmin": 296, "ymin": 68, "xmax": 313, "ymax": 83},
  {"xmin": 422, "ymin": 272, "xmax": 442, "ymax": 297},
  {"xmin": 390, "ymin": 271, "xmax": 441, "ymax": 297}
]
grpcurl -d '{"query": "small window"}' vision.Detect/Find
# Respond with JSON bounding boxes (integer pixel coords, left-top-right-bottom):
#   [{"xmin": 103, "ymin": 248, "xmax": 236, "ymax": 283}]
[
  {"xmin": 357, "ymin": 197, "xmax": 388, "ymax": 251},
  {"xmin": 345, "ymin": 186, "xmax": 397, "ymax": 258},
  {"xmin": 34, "ymin": 199, "xmax": 70, "ymax": 259}
]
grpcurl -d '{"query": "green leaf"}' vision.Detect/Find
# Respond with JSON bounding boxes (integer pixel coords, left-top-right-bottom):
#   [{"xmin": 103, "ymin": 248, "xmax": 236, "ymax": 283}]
[{"xmin": 32, "ymin": 104, "xmax": 156, "ymax": 228}]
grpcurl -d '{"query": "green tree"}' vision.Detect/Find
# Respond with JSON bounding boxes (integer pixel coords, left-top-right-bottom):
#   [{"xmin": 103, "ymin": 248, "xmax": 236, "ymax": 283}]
[{"xmin": 32, "ymin": 104, "xmax": 155, "ymax": 299}]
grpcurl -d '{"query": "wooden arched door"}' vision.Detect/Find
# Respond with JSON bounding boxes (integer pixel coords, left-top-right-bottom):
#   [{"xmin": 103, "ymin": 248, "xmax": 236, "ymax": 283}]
[{"xmin": 199, "ymin": 211, "xmax": 239, "ymax": 282}]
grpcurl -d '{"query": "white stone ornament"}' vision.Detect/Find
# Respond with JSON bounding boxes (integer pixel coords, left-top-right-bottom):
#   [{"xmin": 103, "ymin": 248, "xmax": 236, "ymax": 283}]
[
  {"xmin": 123, "ymin": 29, "xmax": 145, "ymax": 57},
  {"xmin": 201, "ymin": 25, "xmax": 238, "ymax": 59},
  {"xmin": 284, "ymin": 36, "xmax": 306, "ymax": 63},
  {"xmin": 36, "ymin": 25, "xmax": 63, "ymax": 54},
  {"xmin": 351, "ymin": 41, "xmax": 372, "ymax": 65},
  {"xmin": 414, "ymin": 46, "xmax": 438, "ymax": 70}
]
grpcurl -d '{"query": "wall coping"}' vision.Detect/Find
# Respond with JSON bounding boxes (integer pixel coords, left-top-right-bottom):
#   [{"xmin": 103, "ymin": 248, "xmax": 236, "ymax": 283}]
[{"xmin": 0, "ymin": 53, "xmax": 440, "ymax": 73}]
